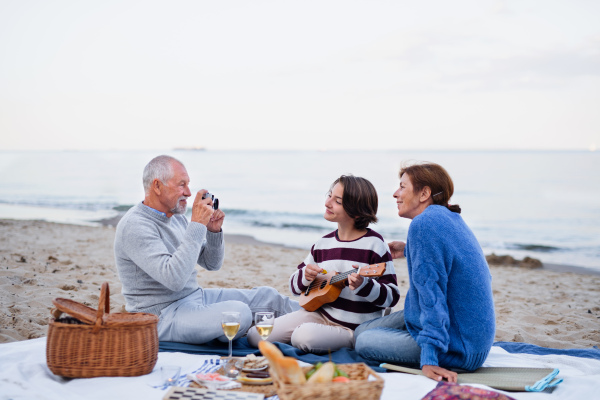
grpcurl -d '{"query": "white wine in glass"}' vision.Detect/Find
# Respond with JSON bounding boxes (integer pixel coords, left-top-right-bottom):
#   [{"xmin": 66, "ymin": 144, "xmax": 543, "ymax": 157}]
[
  {"xmin": 221, "ymin": 311, "xmax": 241, "ymax": 359},
  {"xmin": 254, "ymin": 312, "xmax": 274, "ymax": 341}
]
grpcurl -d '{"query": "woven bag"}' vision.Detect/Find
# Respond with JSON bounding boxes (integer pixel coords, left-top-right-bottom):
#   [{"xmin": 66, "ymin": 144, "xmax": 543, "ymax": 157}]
[{"xmin": 46, "ymin": 282, "xmax": 159, "ymax": 378}]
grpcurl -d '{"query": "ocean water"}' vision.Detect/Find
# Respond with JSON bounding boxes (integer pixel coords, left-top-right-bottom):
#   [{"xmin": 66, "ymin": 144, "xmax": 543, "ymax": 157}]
[{"xmin": 0, "ymin": 149, "xmax": 599, "ymax": 272}]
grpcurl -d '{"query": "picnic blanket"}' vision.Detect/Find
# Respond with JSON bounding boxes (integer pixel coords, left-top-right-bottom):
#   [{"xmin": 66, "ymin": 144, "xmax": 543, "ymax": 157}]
[
  {"xmin": 159, "ymin": 337, "xmax": 386, "ymax": 371},
  {"xmin": 381, "ymin": 365, "xmax": 562, "ymax": 392},
  {"xmin": 1, "ymin": 337, "xmax": 600, "ymax": 400},
  {"xmin": 494, "ymin": 341, "xmax": 600, "ymax": 360}
]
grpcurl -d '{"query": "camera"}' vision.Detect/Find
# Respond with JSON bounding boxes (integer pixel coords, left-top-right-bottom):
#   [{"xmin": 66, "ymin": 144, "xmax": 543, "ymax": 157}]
[{"xmin": 202, "ymin": 192, "xmax": 219, "ymax": 210}]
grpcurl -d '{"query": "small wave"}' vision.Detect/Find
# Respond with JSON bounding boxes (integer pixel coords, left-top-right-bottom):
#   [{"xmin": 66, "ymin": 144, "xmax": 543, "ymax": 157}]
[
  {"xmin": 220, "ymin": 208, "xmax": 250, "ymax": 216},
  {"xmin": 223, "ymin": 207, "xmax": 409, "ymax": 237},
  {"xmin": 0, "ymin": 199, "xmax": 120, "ymax": 212},
  {"xmin": 113, "ymin": 204, "xmax": 134, "ymax": 212},
  {"xmin": 247, "ymin": 221, "xmax": 326, "ymax": 231},
  {"xmin": 219, "ymin": 208, "xmax": 331, "ymax": 232},
  {"xmin": 281, "ymin": 222, "xmax": 326, "ymax": 231},
  {"xmin": 507, "ymin": 243, "xmax": 561, "ymax": 252},
  {"xmin": 222, "ymin": 208, "xmax": 322, "ymax": 218}
]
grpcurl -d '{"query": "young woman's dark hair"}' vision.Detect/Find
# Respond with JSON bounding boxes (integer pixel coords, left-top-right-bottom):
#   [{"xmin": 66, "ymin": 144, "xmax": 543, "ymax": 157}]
[
  {"xmin": 330, "ymin": 175, "xmax": 378, "ymax": 230},
  {"xmin": 399, "ymin": 162, "xmax": 462, "ymax": 214}
]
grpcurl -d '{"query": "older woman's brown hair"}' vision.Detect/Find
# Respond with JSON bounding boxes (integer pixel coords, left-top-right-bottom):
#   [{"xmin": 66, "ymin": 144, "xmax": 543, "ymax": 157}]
[
  {"xmin": 399, "ymin": 162, "xmax": 462, "ymax": 214},
  {"xmin": 330, "ymin": 175, "xmax": 378, "ymax": 230}
]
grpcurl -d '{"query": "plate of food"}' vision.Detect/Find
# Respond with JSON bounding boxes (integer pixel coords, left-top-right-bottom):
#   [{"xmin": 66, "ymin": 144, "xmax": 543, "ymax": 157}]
[
  {"xmin": 235, "ymin": 355, "xmax": 269, "ymax": 372},
  {"xmin": 237, "ymin": 371, "xmax": 273, "ymax": 386},
  {"xmin": 187, "ymin": 373, "xmax": 233, "ymax": 389}
]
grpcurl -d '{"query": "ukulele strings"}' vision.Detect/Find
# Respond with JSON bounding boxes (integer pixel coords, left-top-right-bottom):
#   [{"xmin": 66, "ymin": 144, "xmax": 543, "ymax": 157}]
[
  {"xmin": 329, "ymin": 268, "xmax": 359, "ymax": 284},
  {"xmin": 310, "ymin": 276, "xmax": 327, "ymax": 290},
  {"xmin": 305, "ymin": 266, "xmax": 364, "ymax": 295},
  {"xmin": 316, "ymin": 267, "xmax": 360, "ymax": 286}
]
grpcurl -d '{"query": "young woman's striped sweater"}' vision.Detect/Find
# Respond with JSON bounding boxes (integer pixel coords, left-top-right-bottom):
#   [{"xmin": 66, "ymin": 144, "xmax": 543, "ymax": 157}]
[{"xmin": 289, "ymin": 228, "xmax": 400, "ymax": 329}]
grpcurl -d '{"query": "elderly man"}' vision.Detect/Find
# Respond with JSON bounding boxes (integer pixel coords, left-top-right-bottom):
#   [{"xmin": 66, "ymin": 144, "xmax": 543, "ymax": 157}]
[{"xmin": 114, "ymin": 155, "xmax": 298, "ymax": 344}]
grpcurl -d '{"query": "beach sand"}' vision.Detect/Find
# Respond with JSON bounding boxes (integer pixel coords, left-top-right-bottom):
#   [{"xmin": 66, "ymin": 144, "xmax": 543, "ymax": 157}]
[{"xmin": 1, "ymin": 219, "xmax": 599, "ymax": 348}]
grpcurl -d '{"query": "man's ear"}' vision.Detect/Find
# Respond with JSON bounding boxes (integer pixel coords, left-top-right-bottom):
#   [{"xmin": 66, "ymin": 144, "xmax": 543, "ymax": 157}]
[{"xmin": 152, "ymin": 179, "xmax": 162, "ymax": 195}]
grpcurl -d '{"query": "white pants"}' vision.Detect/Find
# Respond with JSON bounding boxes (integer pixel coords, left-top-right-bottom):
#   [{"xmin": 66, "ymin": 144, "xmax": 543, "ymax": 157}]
[
  {"xmin": 246, "ymin": 308, "xmax": 354, "ymax": 354},
  {"xmin": 157, "ymin": 287, "xmax": 300, "ymax": 344}
]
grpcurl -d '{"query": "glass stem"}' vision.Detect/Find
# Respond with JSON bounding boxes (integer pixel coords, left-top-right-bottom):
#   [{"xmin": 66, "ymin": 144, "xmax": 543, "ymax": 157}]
[{"xmin": 228, "ymin": 339, "xmax": 233, "ymax": 358}]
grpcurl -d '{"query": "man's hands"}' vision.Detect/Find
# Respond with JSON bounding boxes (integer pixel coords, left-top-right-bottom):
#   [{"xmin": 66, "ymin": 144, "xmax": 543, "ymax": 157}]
[
  {"xmin": 191, "ymin": 190, "xmax": 225, "ymax": 232},
  {"xmin": 207, "ymin": 209, "xmax": 225, "ymax": 233},
  {"xmin": 422, "ymin": 365, "xmax": 458, "ymax": 383},
  {"xmin": 388, "ymin": 241, "xmax": 406, "ymax": 259}
]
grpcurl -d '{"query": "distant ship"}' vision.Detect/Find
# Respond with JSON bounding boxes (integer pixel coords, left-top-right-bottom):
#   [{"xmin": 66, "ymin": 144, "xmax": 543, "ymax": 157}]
[{"xmin": 173, "ymin": 146, "xmax": 206, "ymax": 151}]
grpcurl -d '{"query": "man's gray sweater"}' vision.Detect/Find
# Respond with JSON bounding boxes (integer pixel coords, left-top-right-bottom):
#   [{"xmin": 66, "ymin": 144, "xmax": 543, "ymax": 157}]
[{"xmin": 114, "ymin": 202, "xmax": 224, "ymax": 315}]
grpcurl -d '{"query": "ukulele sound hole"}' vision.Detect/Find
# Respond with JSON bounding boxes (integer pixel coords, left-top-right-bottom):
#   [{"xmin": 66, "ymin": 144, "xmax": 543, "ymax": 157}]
[{"xmin": 319, "ymin": 281, "xmax": 327, "ymax": 289}]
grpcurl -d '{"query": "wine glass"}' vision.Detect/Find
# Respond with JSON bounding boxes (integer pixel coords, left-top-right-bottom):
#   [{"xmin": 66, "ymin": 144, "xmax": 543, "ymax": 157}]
[
  {"xmin": 254, "ymin": 312, "xmax": 275, "ymax": 341},
  {"xmin": 221, "ymin": 311, "xmax": 241, "ymax": 359}
]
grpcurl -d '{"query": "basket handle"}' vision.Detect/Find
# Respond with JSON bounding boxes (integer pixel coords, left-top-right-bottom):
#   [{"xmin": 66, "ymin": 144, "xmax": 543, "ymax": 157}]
[{"xmin": 93, "ymin": 282, "xmax": 110, "ymax": 332}]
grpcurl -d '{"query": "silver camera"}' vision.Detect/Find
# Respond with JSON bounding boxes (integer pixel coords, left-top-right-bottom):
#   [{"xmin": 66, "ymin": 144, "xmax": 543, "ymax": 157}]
[{"xmin": 202, "ymin": 192, "xmax": 219, "ymax": 210}]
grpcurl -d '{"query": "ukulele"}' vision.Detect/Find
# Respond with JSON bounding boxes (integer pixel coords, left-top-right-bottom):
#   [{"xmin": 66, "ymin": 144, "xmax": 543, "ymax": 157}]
[{"xmin": 299, "ymin": 263, "xmax": 387, "ymax": 312}]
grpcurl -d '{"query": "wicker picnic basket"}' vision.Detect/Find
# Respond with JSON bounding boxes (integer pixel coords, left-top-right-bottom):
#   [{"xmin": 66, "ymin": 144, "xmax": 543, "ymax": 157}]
[
  {"xmin": 273, "ymin": 363, "xmax": 384, "ymax": 400},
  {"xmin": 46, "ymin": 282, "xmax": 159, "ymax": 378}
]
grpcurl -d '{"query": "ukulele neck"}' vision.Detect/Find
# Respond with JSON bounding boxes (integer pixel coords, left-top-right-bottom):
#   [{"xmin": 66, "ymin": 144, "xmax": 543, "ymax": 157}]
[{"xmin": 330, "ymin": 268, "xmax": 358, "ymax": 284}]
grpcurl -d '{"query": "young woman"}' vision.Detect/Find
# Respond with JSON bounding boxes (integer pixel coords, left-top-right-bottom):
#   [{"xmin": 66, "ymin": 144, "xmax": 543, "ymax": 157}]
[
  {"xmin": 354, "ymin": 162, "xmax": 496, "ymax": 382},
  {"xmin": 247, "ymin": 175, "xmax": 400, "ymax": 353}
]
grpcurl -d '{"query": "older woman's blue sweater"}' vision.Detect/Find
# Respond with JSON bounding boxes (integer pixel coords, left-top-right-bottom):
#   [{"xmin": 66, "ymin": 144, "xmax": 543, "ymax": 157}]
[{"xmin": 404, "ymin": 205, "xmax": 495, "ymax": 370}]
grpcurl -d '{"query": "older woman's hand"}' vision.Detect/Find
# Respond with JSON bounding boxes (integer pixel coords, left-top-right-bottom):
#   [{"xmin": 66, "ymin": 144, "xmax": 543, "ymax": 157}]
[
  {"xmin": 422, "ymin": 365, "xmax": 458, "ymax": 383},
  {"xmin": 388, "ymin": 241, "xmax": 406, "ymax": 259}
]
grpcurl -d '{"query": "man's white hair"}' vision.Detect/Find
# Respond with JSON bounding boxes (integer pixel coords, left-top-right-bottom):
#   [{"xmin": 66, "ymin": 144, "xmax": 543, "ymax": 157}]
[{"xmin": 142, "ymin": 155, "xmax": 184, "ymax": 195}]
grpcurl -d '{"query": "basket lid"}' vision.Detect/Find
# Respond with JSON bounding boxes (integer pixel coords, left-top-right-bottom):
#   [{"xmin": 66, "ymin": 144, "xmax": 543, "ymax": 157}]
[
  {"xmin": 52, "ymin": 282, "xmax": 159, "ymax": 327},
  {"xmin": 52, "ymin": 298, "xmax": 99, "ymax": 324},
  {"xmin": 52, "ymin": 282, "xmax": 111, "ymax": 326}
]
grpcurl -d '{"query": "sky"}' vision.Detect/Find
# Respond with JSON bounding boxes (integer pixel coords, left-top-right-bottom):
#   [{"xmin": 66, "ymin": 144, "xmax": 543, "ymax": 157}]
[{"xmin": 0, "ymin": 0, "xmax": 599, "ymax": 151}]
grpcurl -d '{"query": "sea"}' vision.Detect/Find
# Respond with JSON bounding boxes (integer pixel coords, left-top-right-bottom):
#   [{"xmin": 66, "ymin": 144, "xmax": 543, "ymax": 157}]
[{"xmin": 1, "ymin": 149, "xmax": 599, "ymax": 273}]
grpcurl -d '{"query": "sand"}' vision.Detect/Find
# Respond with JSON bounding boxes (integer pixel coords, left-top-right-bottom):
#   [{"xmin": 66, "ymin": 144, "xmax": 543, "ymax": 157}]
[{"xmin": 1, "ymin": 218, "xmax": 599, "ymax": 349}]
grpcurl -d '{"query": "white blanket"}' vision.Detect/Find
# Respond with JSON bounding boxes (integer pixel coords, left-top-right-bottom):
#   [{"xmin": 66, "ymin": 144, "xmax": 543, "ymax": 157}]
[{"xmin": 1, "ymin": 338, "xmax": 599, "ymax": 400}]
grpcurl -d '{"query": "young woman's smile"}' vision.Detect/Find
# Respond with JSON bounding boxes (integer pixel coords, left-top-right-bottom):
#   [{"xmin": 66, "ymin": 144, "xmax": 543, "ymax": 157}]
[{"xmin": 324, "ymin": 183, "xmax": 353, "ymax": 226}]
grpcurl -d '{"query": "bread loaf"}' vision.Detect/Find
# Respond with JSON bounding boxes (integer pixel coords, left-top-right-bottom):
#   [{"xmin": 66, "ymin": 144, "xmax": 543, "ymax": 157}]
[
  {"xmin": 258, "ymin": 341, "xmax": 306, "ymax": 384},
  {"xmin": 258, "ymin": 340, "xmax": 283, "ymax": 365},
  {"xmin": 278, "ymin": 356, "xmax": 307, "ymax": 384}
]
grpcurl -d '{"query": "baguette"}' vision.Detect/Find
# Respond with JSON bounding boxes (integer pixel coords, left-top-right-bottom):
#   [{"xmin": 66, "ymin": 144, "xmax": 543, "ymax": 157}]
[
  {"xmin": 258, "ymin": 341, "xmax": 306, "ymax": 384},
  {"xmin": 258, "ymin": 340, "xmax": 284, "ymax": 379},
  {"xmin": 277, "ymin": 356, "xmax": 307, "ymax": 384},
  {"xmin": 258, "ymin": 340, "xmax": 284, "ymax": 365}
]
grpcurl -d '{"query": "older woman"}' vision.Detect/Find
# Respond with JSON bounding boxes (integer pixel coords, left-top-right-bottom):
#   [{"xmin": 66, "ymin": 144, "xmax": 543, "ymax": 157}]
[{"xmin": 354, "ymin": 162, "xmax": 495, "ymax": 382}]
